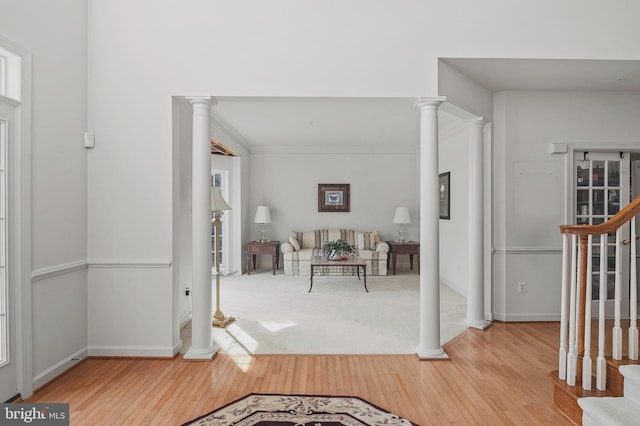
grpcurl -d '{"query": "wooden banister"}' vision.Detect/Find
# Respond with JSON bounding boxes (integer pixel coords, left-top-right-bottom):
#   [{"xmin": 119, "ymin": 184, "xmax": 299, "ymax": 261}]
[
  {"xmin": 557, "ymin": 194, "xmax": 640, "ymax": 399},
  {"xmin": 560, "ymin": 195, "xmax": 640, "ymax": 235}
]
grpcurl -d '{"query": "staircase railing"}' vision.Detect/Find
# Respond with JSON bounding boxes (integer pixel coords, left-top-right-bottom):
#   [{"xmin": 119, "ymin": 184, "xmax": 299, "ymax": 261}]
[{"xmin": 559, "ymin": 196, "xmax": 640, "ymax": 391}]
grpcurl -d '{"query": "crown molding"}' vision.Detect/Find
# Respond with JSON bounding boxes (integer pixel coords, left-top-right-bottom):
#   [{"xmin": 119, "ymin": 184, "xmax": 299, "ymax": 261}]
[{"xmin": 249, "ymin": 144, "xmax": 418, "ymax": 155}]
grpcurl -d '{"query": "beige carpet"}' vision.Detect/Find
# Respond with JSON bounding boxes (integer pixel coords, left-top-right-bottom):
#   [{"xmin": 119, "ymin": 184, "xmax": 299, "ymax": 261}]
[{"xmin": 181, "ymin": 271, "xmax": 467, "ymax": 355}]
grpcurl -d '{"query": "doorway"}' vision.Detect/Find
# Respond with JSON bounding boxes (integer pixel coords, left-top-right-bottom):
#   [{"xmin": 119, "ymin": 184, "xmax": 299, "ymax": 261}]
[{"xmin": 574, "ymin": 151, "xmax": 637, "ymax": 318}]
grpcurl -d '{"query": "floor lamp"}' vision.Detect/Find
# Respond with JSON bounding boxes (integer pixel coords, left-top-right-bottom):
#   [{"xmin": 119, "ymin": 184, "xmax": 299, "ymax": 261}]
[{"xmin": 211, "ymin": 186, "xmax": 234, "ymax": 328}]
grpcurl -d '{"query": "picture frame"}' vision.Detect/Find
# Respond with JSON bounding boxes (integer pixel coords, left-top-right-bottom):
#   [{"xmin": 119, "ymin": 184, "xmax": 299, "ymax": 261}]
[
  {"xmin": 439, "ymin": 172, "xmax": 450, "ymax": 220},
  {"xmin": 318, "ymin": 183, "xmax": 350, "ymax": 212}
]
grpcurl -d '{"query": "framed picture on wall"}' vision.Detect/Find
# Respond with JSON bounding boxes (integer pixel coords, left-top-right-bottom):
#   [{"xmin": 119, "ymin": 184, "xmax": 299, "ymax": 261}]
[
  {"xmin": 439, "ymin": 172, "xmax": 450, "ymax": 220},
  {"xmin": 318, "ymin": 183, "xmax": 350, "ymax": 212}
]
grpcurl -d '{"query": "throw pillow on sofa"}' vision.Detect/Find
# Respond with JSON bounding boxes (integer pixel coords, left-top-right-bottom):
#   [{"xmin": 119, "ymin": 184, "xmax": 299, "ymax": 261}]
[{"xmin": 289, "ymin": 235, "xmax": 301, "ymax": 251}]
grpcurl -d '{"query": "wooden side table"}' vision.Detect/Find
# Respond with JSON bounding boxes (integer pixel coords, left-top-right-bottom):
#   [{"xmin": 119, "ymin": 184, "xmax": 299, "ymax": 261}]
[
  {"xmin": 246, "ymin": 241, "xmax": 280, "ymax": 275},
  {"xmin": 386, "ymin": 241, "xmax": 420, "ymax": 275}
]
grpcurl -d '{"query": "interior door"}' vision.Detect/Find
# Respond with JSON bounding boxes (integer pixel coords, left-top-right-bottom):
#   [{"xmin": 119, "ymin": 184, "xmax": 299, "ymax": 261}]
[
  {"xmin": 0, "ymin": 98, "xmax": 18, "ymax": 401},
  {"xmin": 575, "ymin": 152, "xmax": 630, "ymax": 318}
]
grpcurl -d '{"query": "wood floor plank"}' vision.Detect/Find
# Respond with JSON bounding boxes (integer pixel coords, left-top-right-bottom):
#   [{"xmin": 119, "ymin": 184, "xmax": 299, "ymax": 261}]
[{"xmin": 22, "ymin": 322, "xmax": 572, "ymax": 425}]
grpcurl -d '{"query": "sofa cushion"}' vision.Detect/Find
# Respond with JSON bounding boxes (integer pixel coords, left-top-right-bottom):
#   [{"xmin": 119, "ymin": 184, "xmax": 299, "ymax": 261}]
[
  {"xmin": 301, "ymin": 231, "xmax": 318, "ymax": 249},
  {"xmin": 355, "ymin": 231, "xmax": 379, "ymax": 250}
]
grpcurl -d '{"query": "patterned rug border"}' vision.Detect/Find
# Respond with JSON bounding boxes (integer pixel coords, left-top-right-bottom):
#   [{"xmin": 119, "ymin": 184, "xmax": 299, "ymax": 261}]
[{"xmin": 182, "ymin": 393, "xmax": 419, "ymax": 426}]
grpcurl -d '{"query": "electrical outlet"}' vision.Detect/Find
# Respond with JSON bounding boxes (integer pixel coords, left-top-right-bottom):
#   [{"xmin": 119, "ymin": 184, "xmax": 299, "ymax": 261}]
[
  {"xmin": 185, "ymin": 286, "xmax": 191, "ymax": 296},
  {"xmin": 517, "ymin": 281, "xmax": 526, "ymax": 293}
]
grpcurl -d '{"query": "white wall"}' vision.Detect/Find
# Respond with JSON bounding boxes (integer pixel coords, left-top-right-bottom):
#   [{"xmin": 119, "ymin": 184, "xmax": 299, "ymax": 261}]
[
  {"xmin": 1, "ymin": 0, "xmax": 89, "ymax": 389},
  {"xmin": 492, "ymin": 90, "xmax": 640, "ymax": 320},
  {"xmin": 248, "ymin": 151, "xmax": 419, "ymax": 254},
  {"xmin": 438, "ymin": 124, "xmax": 470, "ymax": 296},
  {"xmin": 173, "ymin": 98, "xmax": 191, "ymax": 348},
  {"xmin": 438, "ymin": 61, "xmax": 493, "ymax": 122},
  {"xmin": 84, "ymin": 0, "xmax": 640, "ymax": 354}
]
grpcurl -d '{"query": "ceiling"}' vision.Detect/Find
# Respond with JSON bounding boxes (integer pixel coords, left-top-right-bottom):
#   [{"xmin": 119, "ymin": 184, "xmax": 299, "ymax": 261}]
[
  {"xmin": 441, "ymin": 58, "xmax": 640, "ymax": 92},
  {"xmin": 211, "ymin": 59, "xmax": 640, "ymax": 152},
  {"xmin": 212, "ymin": 97, "xmax": 421, "ymax": 152}
]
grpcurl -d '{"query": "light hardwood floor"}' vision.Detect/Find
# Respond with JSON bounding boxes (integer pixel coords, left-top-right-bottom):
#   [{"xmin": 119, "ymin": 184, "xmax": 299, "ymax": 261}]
[{"xmin": 23, "ymin": 322, "xmax": 571, "ymax": 425}]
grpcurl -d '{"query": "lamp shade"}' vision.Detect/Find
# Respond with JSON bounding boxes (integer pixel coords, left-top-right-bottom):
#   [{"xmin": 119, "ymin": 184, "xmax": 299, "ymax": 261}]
[
  {"xmin": 392, "ymin": 207, "xmax": 412, "ymax": 224},
  {"xmin": 254, "ymin": 206, "xmax": 271, "ymax": 224},
  {"xmin": 211, "ymin": 187, "xmax": 232, "ymax": 212}
]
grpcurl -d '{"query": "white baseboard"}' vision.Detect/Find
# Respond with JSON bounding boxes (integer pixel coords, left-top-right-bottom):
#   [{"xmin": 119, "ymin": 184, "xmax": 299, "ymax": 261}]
[
  {"xmin": 32, "ymin": 347, "xmax": 88, "ymax": 390},
  {"xmin": 88, "ymin": 345, "xmax": 177, "ymax": 358},
  {"xmin": 493, "ymin": 313, "xmax": 560, "ymax": 322}
]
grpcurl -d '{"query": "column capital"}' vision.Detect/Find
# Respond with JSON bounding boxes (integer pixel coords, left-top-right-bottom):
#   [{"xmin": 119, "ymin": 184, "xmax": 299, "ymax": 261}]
[
  {"xmin": 186, "ymin": 96, "xmax": 217, "ymax": 107},
  {"xmin": 465, "ymin": 117, "xmax": 485, "ymax": 127},
  {"xmin": 414, "ymin": 96, "xmax": 447, "ymax": 110}
]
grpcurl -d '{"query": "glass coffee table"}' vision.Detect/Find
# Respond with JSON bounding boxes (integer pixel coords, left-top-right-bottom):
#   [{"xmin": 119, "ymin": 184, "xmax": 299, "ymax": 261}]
[{"xmin": 309, "ymin": 255, "xmax": 368, "ymax": 292}]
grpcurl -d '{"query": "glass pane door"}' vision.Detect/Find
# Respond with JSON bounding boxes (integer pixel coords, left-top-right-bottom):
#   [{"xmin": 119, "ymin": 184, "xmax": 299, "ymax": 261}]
[{"xmin": 575, "ymin": 152, "xmax": 630, "ymax": 317}]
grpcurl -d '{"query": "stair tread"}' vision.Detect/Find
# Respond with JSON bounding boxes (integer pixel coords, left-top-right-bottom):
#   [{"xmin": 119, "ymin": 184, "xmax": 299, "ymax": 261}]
[
  {"xmin": 619, "ymin": 364, "xmax": 640, "ymax": 381},
  {"xmin": 549, "ymin": 370, "xmax": 619, "ymax": 398},
  {"xmin": 579, "ymin": 397, "xmax": 640, "ymax": 425}
]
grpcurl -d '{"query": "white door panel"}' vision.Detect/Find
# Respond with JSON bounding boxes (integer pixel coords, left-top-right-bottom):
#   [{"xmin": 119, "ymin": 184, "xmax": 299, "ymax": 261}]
[{"xmin": 0, "ymin": 99, "xmax": 17, "ymax": 401}]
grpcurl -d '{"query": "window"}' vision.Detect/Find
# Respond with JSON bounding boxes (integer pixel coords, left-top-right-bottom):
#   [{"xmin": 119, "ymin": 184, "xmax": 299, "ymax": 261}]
[
  {"xmin": 212, "ymin": 170, "xmax": 229, "ymax": 269},
  {"xmin": 0, "ymin": 46, "xmax": 21, "ymax": 101}
]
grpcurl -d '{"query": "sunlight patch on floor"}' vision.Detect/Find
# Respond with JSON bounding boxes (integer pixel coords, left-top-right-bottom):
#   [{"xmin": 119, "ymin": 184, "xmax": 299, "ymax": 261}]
[
  {"xmin": 226, "ymin": 353, "xmax": 255, "ymax": 372},
  {"xmin": 212, "ymin": 323, "xmax": 261, "ymax": 371},
  {"xmin": 257, "ymin": 319, "xmax": 297, "ymax": 332}
]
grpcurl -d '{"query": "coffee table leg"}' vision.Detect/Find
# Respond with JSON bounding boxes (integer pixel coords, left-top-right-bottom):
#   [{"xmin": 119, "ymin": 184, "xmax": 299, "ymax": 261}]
[
  {"xmin": 363, "ymin": 266, "xmax": 368, "ymax": 292},
  {"xmin": 309, "ymin": 266, "xmax": 314, "ymax": 293}
]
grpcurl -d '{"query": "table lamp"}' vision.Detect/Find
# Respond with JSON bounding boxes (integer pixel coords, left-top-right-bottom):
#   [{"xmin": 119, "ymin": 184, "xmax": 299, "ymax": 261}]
[
  {"xmin": 254, "ymin": 206, "xmax": 271, "ymax": 242},
  {"xmin": 393, "ymin": 207, "xmax": 411, "ymax": 242}
]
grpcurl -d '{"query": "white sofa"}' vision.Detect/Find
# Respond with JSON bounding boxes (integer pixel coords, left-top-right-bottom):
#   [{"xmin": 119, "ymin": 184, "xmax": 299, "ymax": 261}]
[{"xmin": 281, "ymin": 229, "xmax": 389, "ymax": 276}]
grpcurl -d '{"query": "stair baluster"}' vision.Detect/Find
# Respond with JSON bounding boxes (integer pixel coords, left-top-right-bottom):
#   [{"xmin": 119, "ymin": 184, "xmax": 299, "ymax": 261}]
[{"xmin": 554, "ymin": 196, "xmax": 640, "ymax": 423}]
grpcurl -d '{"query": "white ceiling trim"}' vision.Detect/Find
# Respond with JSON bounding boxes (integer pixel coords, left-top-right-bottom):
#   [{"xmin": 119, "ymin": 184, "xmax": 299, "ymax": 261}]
[{"xmin": 249, "ymin": 144, "xmax": 419, "ymax": 155}]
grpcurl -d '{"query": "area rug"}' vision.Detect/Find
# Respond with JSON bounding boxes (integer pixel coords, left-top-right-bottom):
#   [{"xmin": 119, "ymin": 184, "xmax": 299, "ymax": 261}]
[{"xmin": 183, "ymin": 393, "xmax": 418, "ymax": 426}]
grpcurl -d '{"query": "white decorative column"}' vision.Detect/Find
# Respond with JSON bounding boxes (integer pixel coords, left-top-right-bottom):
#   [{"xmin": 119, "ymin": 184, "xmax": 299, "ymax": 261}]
[
  {"xmin": 415, "ymin": 97, "xmax": 448, "ymax": 359},
  {"xmin": 466, "ymin": 118, "xmax": 491, "ymax": 329},
  {"xmin": 184, "ymin": 97, "xmax": 219, "ymax": 360}
]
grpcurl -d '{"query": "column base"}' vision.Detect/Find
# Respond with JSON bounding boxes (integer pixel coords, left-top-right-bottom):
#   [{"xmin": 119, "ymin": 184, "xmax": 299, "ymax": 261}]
[
  {"xmin": 416, "ymin": 345, "xmax": 449, "ymax": 360},
  {"xmin": 183, "ymin": 343, "xmax": 220, "ymax": 360},
  {"xmin": 465, "ymin": 318, "xmax": 492, "ymax": 330}
]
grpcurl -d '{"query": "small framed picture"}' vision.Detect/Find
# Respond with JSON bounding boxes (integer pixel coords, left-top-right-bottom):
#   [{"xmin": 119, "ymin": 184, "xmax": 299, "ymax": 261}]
[
  {"xmin": 318, "ymin": 183, "xmax": 350, "ymax": 212},
  {"xmin": 439, "ymin": 172, "xmax": 450, "ymax": 220}
]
